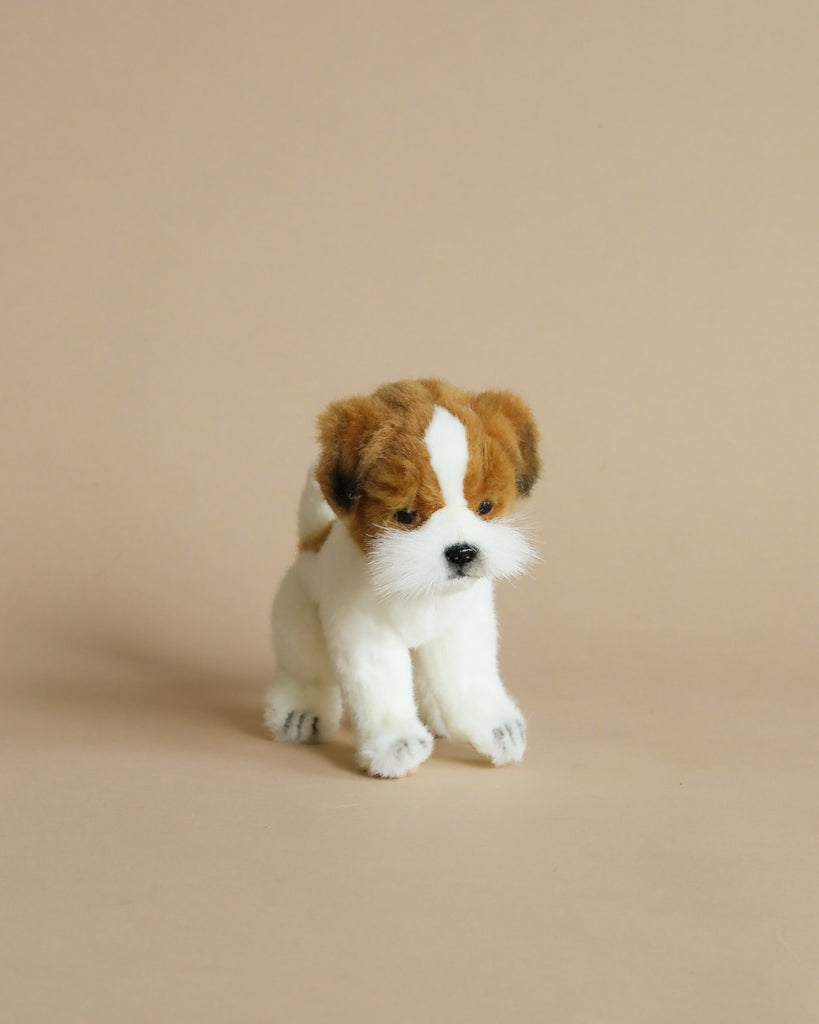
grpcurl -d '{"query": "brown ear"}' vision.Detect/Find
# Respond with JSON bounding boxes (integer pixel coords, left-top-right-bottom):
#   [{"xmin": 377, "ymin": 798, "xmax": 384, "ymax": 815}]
[
  {"xmin": 315, "ymin": 395, "xmax": 385, "ymax": 515},
  {"xmin": 471, "ymin": 390, "xmax": 540, "ymax": 497}
]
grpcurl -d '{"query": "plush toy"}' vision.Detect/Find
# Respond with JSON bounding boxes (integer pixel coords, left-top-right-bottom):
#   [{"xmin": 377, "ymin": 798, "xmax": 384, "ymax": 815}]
[{"xmin": 264, "ymin": 379, "xmax": 540, "ymax": 778}]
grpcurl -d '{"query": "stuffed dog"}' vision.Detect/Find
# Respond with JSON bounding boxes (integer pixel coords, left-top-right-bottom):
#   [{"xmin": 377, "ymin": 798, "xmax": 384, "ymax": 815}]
[{"xmin": 264, "ymin": 379, "xmax": 540, "ymax": 778}]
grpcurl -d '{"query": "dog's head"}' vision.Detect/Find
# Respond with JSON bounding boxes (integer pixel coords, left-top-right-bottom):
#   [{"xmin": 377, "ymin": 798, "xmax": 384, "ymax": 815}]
[{"xmin": 315, "ymin": 379, "xmax": 540, "ymax": 598}]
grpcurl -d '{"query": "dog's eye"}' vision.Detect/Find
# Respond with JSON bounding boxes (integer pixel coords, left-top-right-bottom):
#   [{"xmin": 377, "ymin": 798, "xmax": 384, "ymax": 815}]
[
  {"xmin": 477, "ymin": 500, "xmax": 493, "ymax": 516},
  {"xmin": 394, "ymin": 509, "xmax": 417, "ymax": 525}
]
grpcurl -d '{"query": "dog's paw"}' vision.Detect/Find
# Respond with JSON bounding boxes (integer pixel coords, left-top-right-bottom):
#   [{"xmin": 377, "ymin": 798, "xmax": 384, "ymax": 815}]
[
  {"xmin": 470, "ymin": 715, "xmax": 527, "ymax": 766},
  {"xmin": 264, "ymin": 677, "xmax": 343, "ymax": 745},
  {"xmin": 357, "ymin": 727, "xmax": 434, "ymax": 779},
  {"xmin": 266, "ymin": 707, "xmax": 322, "ymax": 744}
]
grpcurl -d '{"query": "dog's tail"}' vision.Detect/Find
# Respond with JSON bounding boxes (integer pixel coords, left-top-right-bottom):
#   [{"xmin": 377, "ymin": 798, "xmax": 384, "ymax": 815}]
[{"xmin": 297, "ymin": 465, "xmax": 336, "ymax": 550}]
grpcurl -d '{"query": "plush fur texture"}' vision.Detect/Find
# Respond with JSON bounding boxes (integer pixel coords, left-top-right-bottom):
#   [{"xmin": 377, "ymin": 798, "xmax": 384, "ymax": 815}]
[{"xmin": 264, "ymin": 379, "xmax": 540, "ymax": 778}]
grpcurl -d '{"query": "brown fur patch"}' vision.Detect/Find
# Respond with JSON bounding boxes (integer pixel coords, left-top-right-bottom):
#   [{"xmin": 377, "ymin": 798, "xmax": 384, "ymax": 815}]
[
  {"xmin": 314, "ymin": 379, "xmax": 539, "ymax": 552},
  {"xmin": 469, "ymin": 390, "xmax": 541, "ymax": 497},
  {"xmin": 298, "ymin": 522, "xmax": 333, "ymax": 554}
]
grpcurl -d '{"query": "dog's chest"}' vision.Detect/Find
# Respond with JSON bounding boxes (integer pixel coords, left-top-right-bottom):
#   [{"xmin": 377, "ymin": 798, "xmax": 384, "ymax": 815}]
[{"xmin": 380, "ymin": 590, "xmax": 474, "ymax": 649}]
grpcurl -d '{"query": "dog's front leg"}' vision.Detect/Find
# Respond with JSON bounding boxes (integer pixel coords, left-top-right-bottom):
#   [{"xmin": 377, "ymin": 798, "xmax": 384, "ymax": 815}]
[
  {"xmin": 413, "ymin": 583, "xmax": 527, "ymax": 766},
  {"xmin": 324, "ymin": 616, "xmax": 433, "ymax": 778}
]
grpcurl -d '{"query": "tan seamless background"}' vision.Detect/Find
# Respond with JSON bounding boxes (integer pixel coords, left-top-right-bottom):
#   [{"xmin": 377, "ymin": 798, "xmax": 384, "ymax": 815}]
[{"xmin": 2, "ymin": 2, "xmax": 818, "ymax": 1022}]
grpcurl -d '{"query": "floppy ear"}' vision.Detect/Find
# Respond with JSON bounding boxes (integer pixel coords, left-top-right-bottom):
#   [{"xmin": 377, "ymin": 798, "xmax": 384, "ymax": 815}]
[
  {"xmin": 315, "ymin": 396, "xmax": 385, "ymax": 516},
  {"xmin": 471, "ymin": 390, "xmax": 541, "ymax": 497}
]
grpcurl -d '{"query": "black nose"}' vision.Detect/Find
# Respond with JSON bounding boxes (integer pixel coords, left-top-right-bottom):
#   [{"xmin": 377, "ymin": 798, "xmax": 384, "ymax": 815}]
[{"xmin": 444, "ymin": 543, "xmax": 478, "ymax": 567}]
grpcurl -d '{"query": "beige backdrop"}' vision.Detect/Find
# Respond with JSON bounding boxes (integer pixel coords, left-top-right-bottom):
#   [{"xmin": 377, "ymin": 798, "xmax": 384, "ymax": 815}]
[{"xmin": 2, "ymin": 2, "xmax": 817, "ymax": 1022}]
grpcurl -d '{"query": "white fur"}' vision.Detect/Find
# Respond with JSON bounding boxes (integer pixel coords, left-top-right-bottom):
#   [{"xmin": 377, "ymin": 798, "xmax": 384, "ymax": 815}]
[
  {"xmin": 265, "ymin": 405, "xmax": 533, "ymax": 778},
  {"xmin": 424, "ymin": 406, "xmax": 469, "ymax": 507},
  {"xmin": 368, "ymin": 509, "xmax": 535, "ymax": 599},
  {"xmin": 297, "ymin": 465, "xmax": 334, "ymax": 539}
]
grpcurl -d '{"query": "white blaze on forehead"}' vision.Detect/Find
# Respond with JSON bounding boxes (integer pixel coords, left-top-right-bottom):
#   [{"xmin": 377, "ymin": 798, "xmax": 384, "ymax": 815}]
[{"xmin": 424, "ymin": 405, "xmax": 469, "ymax": 507}]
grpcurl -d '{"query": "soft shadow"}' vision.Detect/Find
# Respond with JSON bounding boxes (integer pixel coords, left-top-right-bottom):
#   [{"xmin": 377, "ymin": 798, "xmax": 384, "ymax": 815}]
[
  {"xmin": 13, "ymin": 614, "xmax": 358, "ymax": 772},
  {"xmin": 16, "ymin": 619, "xmax": 266, "ymax": 736},
  {"xmin": 431, "ymin": 737, "xmax": 492, "ymax": 768},
  {"xmin": 301, "ymin": 737, "xmax": 361, "ymax": 776}
]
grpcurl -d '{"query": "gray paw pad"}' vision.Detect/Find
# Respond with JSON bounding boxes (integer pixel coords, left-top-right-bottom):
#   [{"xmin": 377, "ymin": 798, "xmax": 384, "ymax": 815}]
[{"xmin": 280, "ymin": 710, "xmax": 320, "ymax": 743}]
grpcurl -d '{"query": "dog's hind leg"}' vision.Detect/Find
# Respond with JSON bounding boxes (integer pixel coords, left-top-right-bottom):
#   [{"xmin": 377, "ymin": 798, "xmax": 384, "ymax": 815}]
[{"xmin": 264, "ymin": 560, "xmax": 342, "ymax": 743}]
